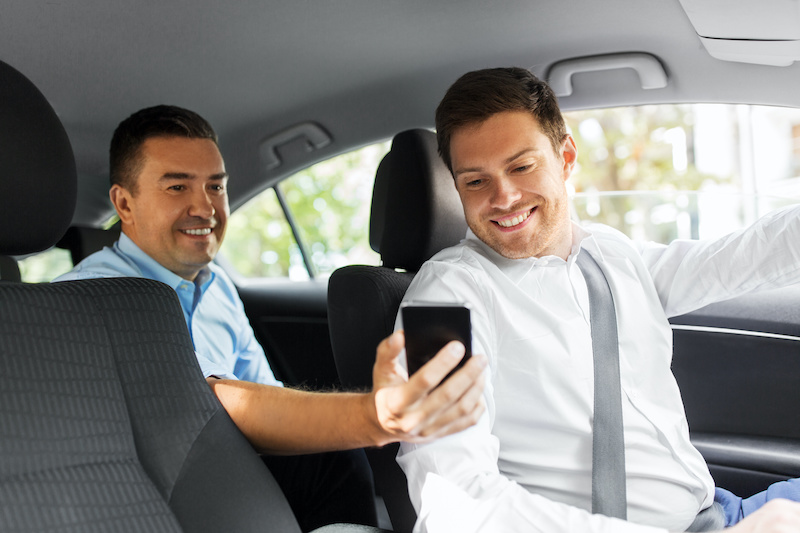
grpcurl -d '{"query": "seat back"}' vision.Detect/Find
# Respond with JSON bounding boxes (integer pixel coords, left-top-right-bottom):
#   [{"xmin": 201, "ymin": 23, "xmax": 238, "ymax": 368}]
[
  {"xmin": 0, "ymin": 58, "xmax": 302, "ymax": 533},
  {"xmin": 0, "ymin": 255, "xmax": 20, "ymax": 282},
  {"xmin": 0, "ymin": 278, "xmax": 301, "ymax": 533},
  {"xmin": 328, "ymin": 129, "xmax": 466, "ymax": 533}
]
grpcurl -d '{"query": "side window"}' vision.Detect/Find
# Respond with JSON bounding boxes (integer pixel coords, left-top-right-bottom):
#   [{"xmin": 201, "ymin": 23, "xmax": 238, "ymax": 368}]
[
  {"xmin": 220, "ymin": 188, "xmax": 300, "ymax": 278},
  {"xmin": 219, "ymin": 141, "xmax": 389, "ymax": 280},
  {"xmin": 564, "ymin": 104, "xmax": 800, "ymax": 243},
  {"xmin": 17, "ymin": 248, "xmax": 73, "ymax": 282}
]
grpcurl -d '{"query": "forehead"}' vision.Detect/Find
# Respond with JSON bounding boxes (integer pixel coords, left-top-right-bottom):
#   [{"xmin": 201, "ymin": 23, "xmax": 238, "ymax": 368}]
[
  {"xmin": 138, "ymin": 136, "xmax": 225, "ymax": 176},
  {"xmin": 450, "ymin": 110, "xmax": 550, "ymax": 168}
]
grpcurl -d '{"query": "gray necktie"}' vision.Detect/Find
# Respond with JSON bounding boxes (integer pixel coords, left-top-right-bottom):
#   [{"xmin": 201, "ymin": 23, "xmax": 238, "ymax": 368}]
[{"xmin": 576, "ymin": 251, "xmax": 627, "ymax": 519}]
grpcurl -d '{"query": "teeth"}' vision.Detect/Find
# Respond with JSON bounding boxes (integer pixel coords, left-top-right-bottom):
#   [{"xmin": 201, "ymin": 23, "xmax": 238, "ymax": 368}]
[
  {"xmin": 183, "ymin": 228, "xmax": 212, "ymax": 236},
  {"xmin": 497, "ymin": 211, "xmax": 530, "ymax": 228}
]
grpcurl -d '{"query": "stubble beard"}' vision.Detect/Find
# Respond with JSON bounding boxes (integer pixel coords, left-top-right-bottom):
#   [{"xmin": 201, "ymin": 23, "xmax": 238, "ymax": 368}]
[{"xmin": 468, "ymin": 197, "xmax": 571, "ymax": 260}]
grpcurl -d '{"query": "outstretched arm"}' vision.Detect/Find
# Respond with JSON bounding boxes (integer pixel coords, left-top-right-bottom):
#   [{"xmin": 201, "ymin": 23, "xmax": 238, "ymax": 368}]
[{"xmin": 207, "ymin": 331, "xmax": 487, "ymax": 454}]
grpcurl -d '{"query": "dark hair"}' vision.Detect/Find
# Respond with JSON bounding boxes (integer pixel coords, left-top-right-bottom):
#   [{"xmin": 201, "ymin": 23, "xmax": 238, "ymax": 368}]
[
  {"xmin": 435, "ymin": 67, "xmax": 567, "ymax": 172},
  {"xmin": 109, "ymin": 105, "xmax": 218, "ymax": 193}
]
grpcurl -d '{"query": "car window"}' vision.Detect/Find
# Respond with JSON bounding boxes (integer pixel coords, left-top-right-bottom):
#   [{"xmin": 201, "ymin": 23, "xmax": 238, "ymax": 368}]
[
  {"xmin": 17, "ymin": 247, "xmax": 73, "ymax": 282},
  {"xmin": 565, "ymin": 104, "xmax": 800, "ymax": 243},
  {"xmin": 220, "ymin": 141, "xmax": 389, "ymax": 280}
]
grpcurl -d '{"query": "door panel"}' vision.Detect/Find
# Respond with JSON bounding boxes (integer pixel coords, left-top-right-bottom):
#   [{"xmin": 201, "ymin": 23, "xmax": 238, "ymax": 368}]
[
  {"xmin": 670, "ymin": 286, "xmax": 800, "ymax": 496},
  {"xmin": 237, "ymin": 278, "xmax": 341, "ymax": 390}
]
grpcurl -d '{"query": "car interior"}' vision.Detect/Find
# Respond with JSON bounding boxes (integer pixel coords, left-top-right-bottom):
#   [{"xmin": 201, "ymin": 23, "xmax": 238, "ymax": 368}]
[
  {"xmin": 1, "ymin": 0, "xmax": 800, "ymax": 531},
  {"xmin": 0, "ymin": 57, "xmax": 387, "ymax": 533}
]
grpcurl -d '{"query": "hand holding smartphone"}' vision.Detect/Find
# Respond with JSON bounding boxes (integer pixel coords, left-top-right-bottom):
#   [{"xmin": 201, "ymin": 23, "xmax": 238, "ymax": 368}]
[{"xmin": 401, "ymin": 301, "xmax": 472, "ymax": 383}]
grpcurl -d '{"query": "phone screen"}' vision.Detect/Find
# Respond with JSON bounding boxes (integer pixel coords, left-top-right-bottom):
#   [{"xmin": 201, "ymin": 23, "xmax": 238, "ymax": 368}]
[{"xmin": 401, "ymin": 302, "xmax": 472, "ymax": 381}]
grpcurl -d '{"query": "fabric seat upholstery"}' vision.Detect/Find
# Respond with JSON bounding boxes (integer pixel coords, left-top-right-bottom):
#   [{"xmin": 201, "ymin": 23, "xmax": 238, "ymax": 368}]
[
  {"xmin": 0, "ymin": 277, "xmax": 301, "ymax": 533},
  {"xmin": 328, "ymin": 129, "xmax": 467, "ymax": 533},
  {"xmin": 0, "ymin": 255, "xmax": 20, "ymax": 282}
]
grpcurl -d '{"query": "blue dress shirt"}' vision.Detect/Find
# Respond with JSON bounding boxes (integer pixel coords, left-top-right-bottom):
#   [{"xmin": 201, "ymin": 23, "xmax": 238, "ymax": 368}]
[{"xmin": 53, "ymin": 233, "xmax": 283, "ymax": 386}]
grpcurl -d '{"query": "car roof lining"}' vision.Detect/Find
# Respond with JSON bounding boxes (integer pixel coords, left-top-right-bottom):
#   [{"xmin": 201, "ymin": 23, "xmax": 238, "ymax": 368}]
[{"xmin": 3, "ymin": 0, "xmax": 800, "ymax": 223}]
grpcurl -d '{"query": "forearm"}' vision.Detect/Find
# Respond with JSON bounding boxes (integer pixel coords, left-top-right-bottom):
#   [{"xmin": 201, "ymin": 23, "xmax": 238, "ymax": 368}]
[
  {"xmin": 207, "ymin": 331, "xmax": 486, "ymax": 455},
  {"xmin": 208, "ymin": 378, "xmax": 386, "ymax": 454},
  {"xmin": 641, "ymin": 203, "xmax": 800, "ymax": 317}
]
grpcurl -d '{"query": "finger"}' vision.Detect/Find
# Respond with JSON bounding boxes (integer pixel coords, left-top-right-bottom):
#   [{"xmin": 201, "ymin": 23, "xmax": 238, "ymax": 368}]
[
  {"xmin": 406, "ymin": 341, "xmax": 468, "ymax": 396},
  {"xmin": 426, "ymin": 397, "xmax": 487, "ymax": 441},
  {"xmin": 406, "ymin": 355, "xmax": 488, "ymax": 439},
  {"xmin": 422, "ymin": 352, "xmax": 487, "ymax": 406},
  {"xmin": 424, "ymin": 377, "xmax": 487, "ymax": 439},
  {"xmin": 375, "ymin": 330, "xmax": 404, "ymax": 365},
  {"xmin": 373, "ymin": 331, "xmax": 408, "ymax": 389},
  {"xmin": 410, "ymin": 387, "xmax": 487, "ymax": 442}
]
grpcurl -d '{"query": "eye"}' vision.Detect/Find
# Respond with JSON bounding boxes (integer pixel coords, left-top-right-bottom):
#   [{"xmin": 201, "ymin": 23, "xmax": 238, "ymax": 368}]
[
  {"xmin": 512, "ymin": 164, "xmax": 530, "ymax": 173},
  {"xmin": 168, "ymin": 184, "xmax": 185, "ymax": 191}
]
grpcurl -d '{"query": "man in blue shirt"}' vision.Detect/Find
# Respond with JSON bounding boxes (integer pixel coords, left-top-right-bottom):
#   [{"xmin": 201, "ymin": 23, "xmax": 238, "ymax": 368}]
[{"xmin": 55, "ymin": 105, "xmax": 487, "ymax": 532}]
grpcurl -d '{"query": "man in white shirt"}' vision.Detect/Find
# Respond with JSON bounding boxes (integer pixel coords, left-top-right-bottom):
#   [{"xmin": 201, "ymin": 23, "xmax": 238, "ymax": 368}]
[{"xmin": 397, "ymin": 67, "xmax": 800, "ymax": 533}]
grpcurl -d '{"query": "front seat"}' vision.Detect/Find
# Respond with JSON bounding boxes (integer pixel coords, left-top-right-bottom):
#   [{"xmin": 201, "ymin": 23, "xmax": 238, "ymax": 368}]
[
  {"xmin": 327, "ymin": 129, "xmax": 467, "ymax": 533},
  {"xmin": 0, "ymin": 58, "xmax": 381, "ymax": 533}
]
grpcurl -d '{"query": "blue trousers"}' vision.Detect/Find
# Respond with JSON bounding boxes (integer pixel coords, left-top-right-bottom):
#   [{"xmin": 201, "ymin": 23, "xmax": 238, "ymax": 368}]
[{"xmin": 715, "ymin": 478, "xmax": 800, "ymax": 526}]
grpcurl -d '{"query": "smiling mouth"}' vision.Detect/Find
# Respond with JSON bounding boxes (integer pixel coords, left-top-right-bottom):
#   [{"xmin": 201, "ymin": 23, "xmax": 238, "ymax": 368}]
[
  {"xmin": 495, "ymin": 207, "xmax": 535, "ymax": 228},
  {"xmin": 181, "ymin": 228, "xmax": 213, "ymax": 236}
]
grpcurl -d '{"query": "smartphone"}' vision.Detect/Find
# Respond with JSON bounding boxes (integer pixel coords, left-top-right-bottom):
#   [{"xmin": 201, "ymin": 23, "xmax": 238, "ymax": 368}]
[{"xmin": 401, "ymin": 301, "xmax": 472, "ymax": 382}]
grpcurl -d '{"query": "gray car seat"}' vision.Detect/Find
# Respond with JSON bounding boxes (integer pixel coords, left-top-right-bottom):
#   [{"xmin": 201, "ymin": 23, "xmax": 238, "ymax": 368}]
[
  {"xmin": 0, "ymin": 58, "xmax": 384, "ymax": 533},
  {"xmin": 327, "ymin": 129, "xmax": 467, "ymax": 533}
]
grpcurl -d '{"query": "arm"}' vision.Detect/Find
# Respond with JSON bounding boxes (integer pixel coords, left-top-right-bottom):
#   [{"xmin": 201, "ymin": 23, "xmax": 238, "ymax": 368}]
[
  {"xmin": 207, "ymin": 331, "xmax": 487, "ymax": 455},
  {"xmin": 635, "ymin": 204, "xmax": 800, "ymax": 317}
]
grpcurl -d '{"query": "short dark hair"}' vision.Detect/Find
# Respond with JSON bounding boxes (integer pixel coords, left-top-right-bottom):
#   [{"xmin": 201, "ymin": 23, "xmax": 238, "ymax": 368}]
[
  {"xmin": 109, "ymin": 105, "xmax": 218, "ymax": 193},
  {"xmin": 435, "ymin": 67, "xmax": 567, "ymax": 172}
]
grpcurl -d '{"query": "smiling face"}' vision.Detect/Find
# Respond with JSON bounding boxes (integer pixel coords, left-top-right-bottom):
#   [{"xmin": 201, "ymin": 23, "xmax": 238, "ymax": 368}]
[
  {"xmin": 110, "ymin": 136, "xmax": 229, "ymax": 281},
  {"xmin": 450, "ymin": 110, "xmax": 577, "ymax": 260}
]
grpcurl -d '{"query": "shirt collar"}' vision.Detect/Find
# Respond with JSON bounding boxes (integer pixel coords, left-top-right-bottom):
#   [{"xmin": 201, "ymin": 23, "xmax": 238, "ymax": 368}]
[
  {"xmin": 464, "ymin": 221, "xmax": 602, "ymax": 264},
  {"xmin": 570, "ymin": 222, "xmax": 606, "ymax": 266},
  {"xmin": 115, "ymin": 232, "xmax": 215, "ymax": 291},
  {"xmin": 463, "ymin": 222, "xmax": 605, "ymax": 281}
]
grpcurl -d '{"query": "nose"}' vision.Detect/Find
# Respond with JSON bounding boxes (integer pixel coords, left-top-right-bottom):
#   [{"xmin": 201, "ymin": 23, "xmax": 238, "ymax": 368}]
[
  {"xmin": 490, "ymin": 176, "xmax": 521, "ymax": 209},
  {"xmin": 188, "ymin": 189, "xmax": 216, "ymax": 219}
]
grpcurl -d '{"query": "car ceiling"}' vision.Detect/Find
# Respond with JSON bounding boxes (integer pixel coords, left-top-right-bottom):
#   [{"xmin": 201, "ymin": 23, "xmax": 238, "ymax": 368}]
[{"xmin": 2, "ymin": 0, "xmax": 800, "ymax": 226}]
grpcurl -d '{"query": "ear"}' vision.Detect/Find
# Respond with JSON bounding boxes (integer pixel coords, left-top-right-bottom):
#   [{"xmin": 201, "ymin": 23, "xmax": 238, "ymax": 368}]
[
  {"xmin": 560, "ymin": 134, "xmax": 578, "ymax": 182},
  {"xmin": 109, "ymin": 184, "xmax": 134, "ymax": 225}
]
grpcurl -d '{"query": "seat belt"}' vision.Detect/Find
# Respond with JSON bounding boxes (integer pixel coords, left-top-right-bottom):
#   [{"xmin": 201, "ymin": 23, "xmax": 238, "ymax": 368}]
[{"xmin": 576, "ymin": 251, "xmax": 627, "ymax": 519}]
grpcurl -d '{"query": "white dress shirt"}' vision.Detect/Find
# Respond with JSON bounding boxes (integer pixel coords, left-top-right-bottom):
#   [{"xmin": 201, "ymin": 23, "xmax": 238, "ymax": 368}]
[{"xmin": 397, "ymin": 205, "xmax": 800, "ymax": 533}]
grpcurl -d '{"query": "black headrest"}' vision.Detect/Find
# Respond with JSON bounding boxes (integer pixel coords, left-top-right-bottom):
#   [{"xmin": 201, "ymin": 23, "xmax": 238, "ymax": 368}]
[
  {"xmin": 369, "ymin": 129, "xmax": 467, "ymax": 271},
  {"xmin": 0, "ymin": 60, "xmax": 76, "ymax": 256}
]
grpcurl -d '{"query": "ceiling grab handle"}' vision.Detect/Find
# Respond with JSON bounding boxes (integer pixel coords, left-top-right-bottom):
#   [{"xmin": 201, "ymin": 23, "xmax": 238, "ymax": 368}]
[
  {"xmin": 259, "ymin": 122, "xmax": 332, "ymax": 170},
  {"xmin": 546, "ymin": 52, "xmax": 668, "ymax": 97}
]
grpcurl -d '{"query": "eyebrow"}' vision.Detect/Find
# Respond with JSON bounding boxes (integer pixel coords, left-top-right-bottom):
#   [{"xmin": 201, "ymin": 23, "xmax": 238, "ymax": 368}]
[
  {"xmin": 159, "ymin": 172, "xmax": 229, "ymax": 181},
  {"xmin": 453, "ymin": 148, "xmax": 538, "ymax": 177}
]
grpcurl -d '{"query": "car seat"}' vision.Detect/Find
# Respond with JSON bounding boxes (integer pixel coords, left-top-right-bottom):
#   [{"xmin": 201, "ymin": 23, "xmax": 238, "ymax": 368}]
[
  {"xmin": 0, "ymin": 255, "xmax": 21, "ymax": 282},
  {"xmin": 0, "ymin": 58, "xmax": 384, "ymax": 533},
  {"xmin": 327, "ymin": 129, "xmax": 467, "ymax": 533}
]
